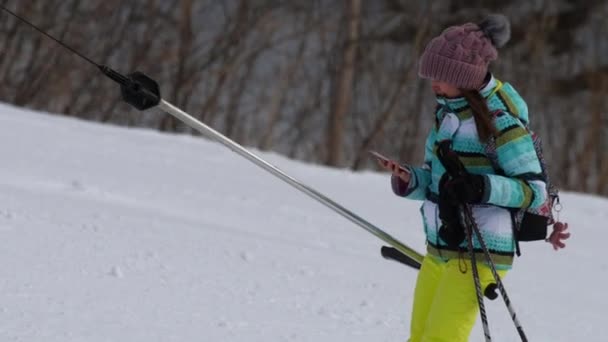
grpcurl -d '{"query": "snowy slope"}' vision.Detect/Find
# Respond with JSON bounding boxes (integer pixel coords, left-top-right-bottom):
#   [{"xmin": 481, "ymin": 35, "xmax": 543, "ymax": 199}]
[{"xmin": 0, "ymin": 102, "xmax": 604, "ymax": 342}]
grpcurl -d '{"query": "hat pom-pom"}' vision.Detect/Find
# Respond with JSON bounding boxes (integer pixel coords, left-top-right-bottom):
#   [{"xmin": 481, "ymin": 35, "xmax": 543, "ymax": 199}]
[{"xmin": 478, "ymin": 14, "xmax": 511, "ymax": 48}]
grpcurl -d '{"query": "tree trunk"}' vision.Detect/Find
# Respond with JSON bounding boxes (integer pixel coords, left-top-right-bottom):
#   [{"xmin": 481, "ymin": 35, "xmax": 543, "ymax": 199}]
[{"xmin": 325, "ymin": 0, "xmax": 360, "ymax": 167}]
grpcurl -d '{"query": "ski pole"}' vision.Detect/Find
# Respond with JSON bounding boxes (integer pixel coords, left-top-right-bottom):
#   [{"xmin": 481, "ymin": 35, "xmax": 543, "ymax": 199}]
[
  {"xmin": 156, "ymin": 100, "xmax": 424, "ymax": 265},
  {"xmin": 381, "ymin": 246, "xmax": 422, "ymax": 269},
  {"xmin": 436, "ymin": 140, "xmax": 528, "ymax": 341},
  {"xmin": 462, "ymin": 204, "xmax": 528, "ymax": 341},
  {"xmin": 462, "ymin": 208, "xmax": 492, "ymax": 342},
  {"xmin": 0, "ymin": 4, "xmax": 424, "ymax": 269}
]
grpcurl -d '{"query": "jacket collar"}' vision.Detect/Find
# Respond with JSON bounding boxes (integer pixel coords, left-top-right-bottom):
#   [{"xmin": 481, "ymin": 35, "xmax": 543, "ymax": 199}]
[{"xmin": 435, "ymin": 74, "xmax": 501, "ymax": 121}]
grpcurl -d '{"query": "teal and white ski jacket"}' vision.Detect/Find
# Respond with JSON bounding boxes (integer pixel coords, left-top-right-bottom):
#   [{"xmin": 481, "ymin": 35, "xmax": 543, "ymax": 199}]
[{"xmin": 393, "ymin": 75, "xmax": 546, "ymax": 269}]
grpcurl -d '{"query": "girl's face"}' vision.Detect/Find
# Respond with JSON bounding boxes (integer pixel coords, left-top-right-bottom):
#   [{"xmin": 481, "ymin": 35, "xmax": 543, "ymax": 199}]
[{"xmin": 431, "ymin": 80, "xmax": 462, "ymax": 98}]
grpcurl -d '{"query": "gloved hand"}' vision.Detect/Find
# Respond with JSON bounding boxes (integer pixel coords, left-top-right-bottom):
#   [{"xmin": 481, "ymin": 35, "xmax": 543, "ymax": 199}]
[
  {"xmin": 441, "ymin": 172, "xmax": 485, "ymax": 204},
  {"xmin": 437, "ymin": 140, "xmax": 486, "ymax": 204},
  {"xmin": 437, "ymin": 173, "xmax": 466, "ymax": 247}
]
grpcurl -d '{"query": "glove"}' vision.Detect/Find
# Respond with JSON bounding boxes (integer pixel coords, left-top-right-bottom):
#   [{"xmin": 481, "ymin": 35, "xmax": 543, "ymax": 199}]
[
  {"xmin": 441, "ymin": 172, "xmax": 485, "ymax": 204},
  {"xmin": 438, "ymin": 199, "xmax": 466, "ymax": 247},
  {"xmin": 435, "ymin": 141, "xmax": 484, "ymax": 247},
  {"xmin": 437, "ymin": 174, "xmax": 466, "ymax": 247},
  {"xmin": 436, "ymin": 140, "xmax": 485, "ymax": 204}
]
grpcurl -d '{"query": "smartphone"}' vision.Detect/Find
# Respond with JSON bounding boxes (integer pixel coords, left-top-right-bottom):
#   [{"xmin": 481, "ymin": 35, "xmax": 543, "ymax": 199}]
[{"xmin": 369, "ymin": 150, "xmax": 410, "ymax": 174}]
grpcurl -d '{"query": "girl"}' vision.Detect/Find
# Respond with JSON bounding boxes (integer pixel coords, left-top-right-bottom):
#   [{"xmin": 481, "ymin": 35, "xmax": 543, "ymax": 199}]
[{"xmin": 380, "ymin": 14, "xmax": 546, "ymax": 341}]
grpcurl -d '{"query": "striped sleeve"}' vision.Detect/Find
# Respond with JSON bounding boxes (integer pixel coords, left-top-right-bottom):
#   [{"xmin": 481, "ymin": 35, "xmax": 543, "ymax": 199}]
[
  {"xmin": 481, "ymin": 113, "xmax": 547, "ymax": 209},
  {"xmin": 397, "ymin": 127, "xmax": 435, "ymax": 200}
]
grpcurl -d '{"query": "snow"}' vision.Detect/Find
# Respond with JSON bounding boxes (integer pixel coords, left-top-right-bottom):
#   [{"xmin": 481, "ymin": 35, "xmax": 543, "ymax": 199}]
[{"xmin": 0, "ymin": 101, "xmax": 604, "ymax": 341}]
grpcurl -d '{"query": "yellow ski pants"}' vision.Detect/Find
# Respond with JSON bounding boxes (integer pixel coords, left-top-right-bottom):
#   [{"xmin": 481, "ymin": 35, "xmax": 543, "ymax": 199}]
[{"xmin": 408, "ymin": 255, "xmax": 507, "ymax": 342}]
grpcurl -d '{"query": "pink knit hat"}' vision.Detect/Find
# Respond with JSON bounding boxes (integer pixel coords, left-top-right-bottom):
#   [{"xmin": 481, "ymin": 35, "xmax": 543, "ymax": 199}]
[{"xmin": 419, "ymin": 15, "xmax": 511, "ymax": 89}]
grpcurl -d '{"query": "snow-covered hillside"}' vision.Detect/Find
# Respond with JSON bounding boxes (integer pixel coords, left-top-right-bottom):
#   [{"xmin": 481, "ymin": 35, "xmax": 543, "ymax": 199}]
[{"xmin": 0, "ymin": 102, "xmax": 604, "ymax": 341}]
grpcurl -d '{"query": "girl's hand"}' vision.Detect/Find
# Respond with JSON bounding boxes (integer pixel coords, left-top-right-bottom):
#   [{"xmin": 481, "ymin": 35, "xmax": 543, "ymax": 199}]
[
  {"xmin": 547, "ymin": 222, "xmax": 570, "ymax": 250},
  {"xmin": 378, "ymin": 159, "xmax": 411, "ymax": 183}
]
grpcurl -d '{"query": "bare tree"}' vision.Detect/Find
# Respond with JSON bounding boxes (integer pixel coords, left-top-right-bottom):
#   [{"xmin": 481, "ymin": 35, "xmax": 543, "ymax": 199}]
[
  {"xmin": 325, "ymin": 0, "xmax": 360, "ymax": 167},
  {"xmin": 0, "ymin": 0, "xmax": 607, "ymax": 195}
]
